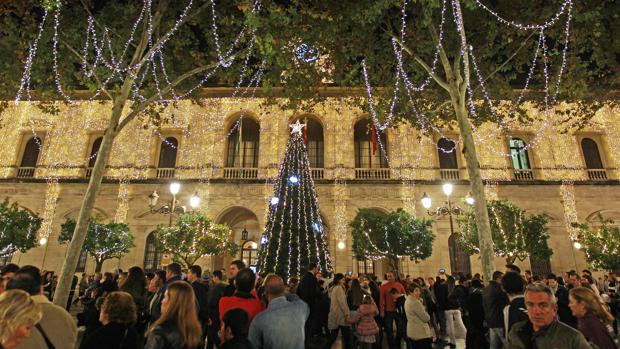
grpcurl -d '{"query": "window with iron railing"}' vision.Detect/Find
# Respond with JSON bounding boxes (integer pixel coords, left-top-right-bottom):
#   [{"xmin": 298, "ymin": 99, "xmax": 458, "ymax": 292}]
[
  {"xmin": 17, "ymin": 137, "xmax": 42, "ymax": 178},
  {"xmin": 157, "ymin": 137, "xmax": 178, "ymax": 179}
]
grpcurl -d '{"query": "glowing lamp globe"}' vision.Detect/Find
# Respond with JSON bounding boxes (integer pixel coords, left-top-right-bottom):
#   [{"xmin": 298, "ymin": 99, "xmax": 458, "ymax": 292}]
[
  {"xmin": 270, "ymin": 197, "xmax": 280, "ymax": 206},
  {"xmin": 39, "ymin": 237, "xmax": 48, "ymax": 246},
  {"xmin": 337, "ymin": 241, "xmax": 345, "ymax": 250},
  {"xmin": 421, "ymin": 192, "xmax": 432, "ymax": 209},
  {"xmin": 288, "ymin": 175, "xmax": 299, "ymax": 184}
]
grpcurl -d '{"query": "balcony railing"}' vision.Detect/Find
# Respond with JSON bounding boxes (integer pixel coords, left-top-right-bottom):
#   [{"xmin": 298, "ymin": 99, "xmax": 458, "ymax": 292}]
[
  {"xmin": 16, "ymin": 167, "xmax": 35, "ymax": 178},
  {"xmin": 311, "ymin": 168, "xmax": 324, "ymax": 180},
  {"xmin": 223, "ymin": 167, "xmax": 258, "ymax": 179},
  {"xmin": 85, "ymin": 168, "xmax": 93, "ymax": 178},
  {"xmin": 587, "ymin": 169, "xmax": 607, "ymax": 180},
  {"xmin": 156, "ymin": 168, "xmax": 176, "ymax": 179},
  {"xmin": 440, "ymin": 169, "xmax": 460, "ymax": 180},
  {"xmin": 355, "ymin": 168, "xmax": 391, "ymax": 180},
  {"xmin": 514, "ymin": 169, "xmax": 534, "ymax": 180}
]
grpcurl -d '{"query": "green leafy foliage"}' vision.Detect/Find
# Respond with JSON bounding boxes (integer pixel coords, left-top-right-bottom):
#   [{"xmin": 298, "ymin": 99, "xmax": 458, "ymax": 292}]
[
  {"xmin": 59, "ymin": 217, "xmax": 135, "ymax": 272},
  {"xmin": 457, "ymin": 200, "xmax": 552, "ymax": 264},
  {"xmin": 350, "ymin": 208, "xmax": 434, "ymax": 272},
  {"xmin": 573, "ymin": 215, "xmax": 620, "ymax": 272},
  {"xmin": 154, "ymin": 212, "xmax": 238, "ymax": 268},
  {"xmin": 0, "ymin": 198, "xmax": 42, "ymax": 258}
]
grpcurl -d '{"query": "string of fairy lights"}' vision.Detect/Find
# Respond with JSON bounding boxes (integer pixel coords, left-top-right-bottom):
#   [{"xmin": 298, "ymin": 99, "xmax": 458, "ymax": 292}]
[{"xmin": 3, "ymin": 0, "xmax": 619, "ymax": 269}]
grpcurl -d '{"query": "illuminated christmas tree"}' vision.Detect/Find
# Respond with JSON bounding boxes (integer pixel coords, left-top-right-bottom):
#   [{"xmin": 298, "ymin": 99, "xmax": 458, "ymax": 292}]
[{"xmin": 257, "ymin": 121, "xmax": 332, "ymax": 279}]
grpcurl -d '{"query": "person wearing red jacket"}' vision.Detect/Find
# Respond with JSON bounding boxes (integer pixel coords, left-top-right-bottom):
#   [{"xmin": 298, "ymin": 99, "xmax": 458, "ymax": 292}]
[
  {"xmin": 379, "ymin": 272, "xmax": 406, "ymax": 349},
  {"xmin": 219, "ymin": 268, "xmax": 264, "ymax": 323}
]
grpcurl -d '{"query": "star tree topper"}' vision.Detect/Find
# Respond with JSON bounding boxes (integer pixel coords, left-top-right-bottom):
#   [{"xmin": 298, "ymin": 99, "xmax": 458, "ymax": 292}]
[{"xmin": 289, "ymin": 120, "xmax": 306, "ymax": 135}]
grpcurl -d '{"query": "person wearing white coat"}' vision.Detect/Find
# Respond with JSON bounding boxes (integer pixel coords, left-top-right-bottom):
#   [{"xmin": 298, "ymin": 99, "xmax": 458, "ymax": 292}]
[{"xmin": 405, "ymin": 285, "xmax": 433, "ymax": 349}]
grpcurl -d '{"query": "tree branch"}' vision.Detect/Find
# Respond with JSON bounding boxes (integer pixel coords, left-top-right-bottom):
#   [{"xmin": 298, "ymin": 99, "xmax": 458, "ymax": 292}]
[
  {"xmin": 471, "ymin": 31, "xmax": 537, "ymax": 93},
  {"xmin": 117, "ymin": 59, "xmax": 224, "ymax": 131},
  {"xmin": 79, "ymin": 0, "xmax": 137, "ymax": 49},
  {"xmin": 59, "ymin": 37, "xmax": 113, "ymax": 100},
  {"xmin": 392, "ymin": 36, "xmax": 451, "ymax": 92},
  {"xmin": 135, "ymin": 1, "xmax": 211, "ymax": 72},
  {"xmin": 429, "ymin": 25, "xmax": 455, "ymax": 86}
]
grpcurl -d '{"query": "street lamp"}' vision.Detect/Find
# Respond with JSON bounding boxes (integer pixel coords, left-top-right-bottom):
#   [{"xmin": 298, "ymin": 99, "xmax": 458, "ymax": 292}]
[
  {"xmin": 421, "ymin": 183, "xmax": 474, "ymax": 238},
  {"xmin": 148, "ymin": 182, "xmax": 199, "ymax": 226}
]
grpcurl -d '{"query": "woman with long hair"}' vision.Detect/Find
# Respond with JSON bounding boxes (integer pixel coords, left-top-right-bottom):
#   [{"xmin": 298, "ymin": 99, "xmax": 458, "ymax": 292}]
[
  {"xmin": 569, "ymin": 287, "xmax": 618, "ymax": 349},
  {"xmin": 327, "ymin": 273, "xmax": 352, "ymax": 349},
  {"xmin": 145, "ymin": 281, "xmax": 202, "ymax": 349},
  {"xmin": 121, "ymin": 266, "xmax": 148, "ymax": 338},
  {"xmin": 0, "ymin": 289, "xmax": 42, "ymax": 349}
]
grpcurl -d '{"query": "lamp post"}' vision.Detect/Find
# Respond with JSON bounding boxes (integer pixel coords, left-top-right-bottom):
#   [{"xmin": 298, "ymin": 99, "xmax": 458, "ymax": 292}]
[
  {"xmin": 421, "ymin": 183, "xmax": 474, "ymax": 238},
  {"xmin": 148, "ymin": 182, "xmax": 200, "ymax": 227}
]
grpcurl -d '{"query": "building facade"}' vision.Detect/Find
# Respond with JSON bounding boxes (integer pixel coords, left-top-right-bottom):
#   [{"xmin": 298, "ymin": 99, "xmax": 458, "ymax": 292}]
[{"xmin": 0, "ymin": 95, "xmax": 619, "ymax": 278}]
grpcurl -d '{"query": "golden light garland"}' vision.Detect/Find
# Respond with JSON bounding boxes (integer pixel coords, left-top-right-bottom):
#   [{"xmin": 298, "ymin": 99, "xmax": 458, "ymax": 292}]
[
  {"xmin": 0, "ymin": 98, "xmax": 617, "ymax": 185},
  {"xmin": 560, "ymin": 180, "xmax": 579, "ymax": 241},
  {"xmin": 114, "ymin": 180, "xmax": 130, "ymax": 224},
  {"xmin": 37, "ymin": 179, "xmax": 59, "ymax": 245}
]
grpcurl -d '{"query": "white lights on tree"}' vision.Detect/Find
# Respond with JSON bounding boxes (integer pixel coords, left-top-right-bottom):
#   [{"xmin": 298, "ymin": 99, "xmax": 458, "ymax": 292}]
[
  {"xmin": 288, "ymin": 175, "xmax": 299, "ymax": 184},
  {"xmin": 169, "ymin": 182, "xmax": 181, "ymax": 195},
  {"xmin": 442, "ymin": 183, "xmax": 453, "ymax": 196},
  {"xmin": 337, "ymin": 241, "xmax": 346, "ymax": 250},
  {"xmin": 295, "ymin": 43, "xmax": 319, "ymax": 63},
  {"xmin": 260, "ymin": 235, "xmax": 268, "ymax": 245},
  {"xmin": 270, "ymin": 197, "xmax": 279, "ymax": 206}
]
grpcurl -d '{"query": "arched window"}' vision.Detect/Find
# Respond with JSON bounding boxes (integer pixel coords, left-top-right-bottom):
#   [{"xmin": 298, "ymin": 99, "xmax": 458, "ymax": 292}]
[
  {"xmin": 509, "ymin": 138, "xmax": 531, "ymax": 170},
  {"xmin": 509, "ymin": 138, "xmax": 533, "ymax": 180},
  {"xmin": 581, "ymin": 138, "xmax": 604, "ymax": 169},
  {"xmin": 158, "ymin": 137, "xmax": 178, "ymax": 168},
  {"xmin": 75, "ymin": 250, "xmax": 88, "ymax": 272},
  {"xmin": 88, "ymin": 137, "xmax": 103, "ymax": 168},
  {"xmin": 357, "ymin": 259, "xmax": 375, "ymax": 276},
  {"xmin": 304, "ymin": 118, "xmax": 324, "ymax": 168},
  {"xmin": 226, "ymin": 117, "xmax": 260, "ymax": 168},
  {"xmin": 354, "ymin": 119, "xmax": 387, "ymax": 168},
  {"xmin": 448, "ymin": 233, "xmax": 471, "ymax": 277},
  {"xmin": 437, "ymin": 138, "xmax": 459, "ymax": 180},
  {"xmin": 157, "ymin": 137, "xmax": 178, "ymax": 179},
  {"xmin": 240, "ymin": 240, "xmax": 258, "ymax": 267},
  {"xmin": 18, "ymin": 137, "xmax": 42, "ymax": 178},
  {"xmin": 143, "ymin": 232, "xmax": 163, "ymax": 272},
  {"xmin": 0, "ymin": 252, "xmax": 14, "ymax": 268}
]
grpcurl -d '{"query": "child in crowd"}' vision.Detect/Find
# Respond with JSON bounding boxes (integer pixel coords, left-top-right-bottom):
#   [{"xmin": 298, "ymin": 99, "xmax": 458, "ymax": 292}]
[{"xmin": 348, "ymin": 295, "xmax": 379, "ymax": 349}]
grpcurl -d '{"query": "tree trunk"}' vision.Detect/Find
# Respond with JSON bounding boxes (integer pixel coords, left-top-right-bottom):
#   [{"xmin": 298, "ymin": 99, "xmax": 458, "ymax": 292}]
[
  {"xmin": 52, "ymin": 94, "xmax": 128, "ymax": 306},
  {"xmin": 450, "ymin": 93, "xmax": 495, "ymax": 284},
  {"xmin": 95, "ymin": 259, "xmax": 104, "ymax": 273},
  {"xmin": 388, "ymin": 255, "xmax": 400, "ymax": 275}
]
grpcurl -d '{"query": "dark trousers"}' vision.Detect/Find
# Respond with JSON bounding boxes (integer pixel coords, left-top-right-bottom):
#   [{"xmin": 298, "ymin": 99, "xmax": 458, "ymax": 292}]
[
  {"xmin": 408, "ymin": 337, "xmax": 432, "ymax": 349},
  {"xmin": 328, "ymin": 326, "xmax": 351, "ymax": 349},
  {"xmin": 384, "ymin": 311, "xmax": 405, "ymax": 349},
  {"xmin": 206, "ymin": 322, "xmax": 220, "ymax": 349}
]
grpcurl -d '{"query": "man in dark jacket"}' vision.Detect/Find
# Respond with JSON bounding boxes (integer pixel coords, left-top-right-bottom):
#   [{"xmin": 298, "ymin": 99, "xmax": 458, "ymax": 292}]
[
  {"xmin": 207, "ymin": 270, "xmax": 229, "ymax": 349},
  {"xmin": 298, "ymin": 263, "xmax": 321, "ymax": 343},
  {"xmin": 225, "ymin": 260, "xmax": 246, "ymax": 296},
  {"xmin": 501, "ymin": 271, "xmax": 528, "ymax": 334},
  {"xmin": 220, "ymin": 308, "xmax": 253, "ymax": 349},
  {"xmin": 466, "ymin": 279, "xmax": 487, "ymax": 348},
  {"xmin": 504, "ymin": 284, "xmax": 591, "ymax": 349},
  {"xmin": 188, "ymin": 265, "xmax": 210, "ymax": 339},
  {"xmin": 546, "ymin": 273, "xmax": 577, "ymax": 328},
  {"xmin": 483, "ymin": 271, "xmax": 509, "ymax": 349}
]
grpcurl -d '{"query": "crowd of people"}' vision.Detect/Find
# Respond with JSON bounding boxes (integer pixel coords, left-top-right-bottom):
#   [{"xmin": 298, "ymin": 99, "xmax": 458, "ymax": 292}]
[{"xmin": 1, "ymin": 260, "xmax": 619, "ymax": 349}]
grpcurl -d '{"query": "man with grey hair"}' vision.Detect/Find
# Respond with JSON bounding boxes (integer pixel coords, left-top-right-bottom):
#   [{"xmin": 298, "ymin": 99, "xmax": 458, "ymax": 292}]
[
  {"xmin": 249, "ymin": 274, "xmax": 310, "ymax": 349},
  {"xmin": 504, "ymin": 283, "xmax": 592, "ymax": 348}
]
